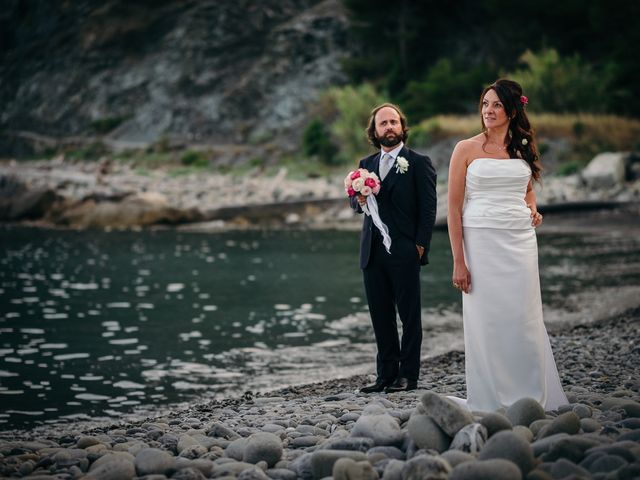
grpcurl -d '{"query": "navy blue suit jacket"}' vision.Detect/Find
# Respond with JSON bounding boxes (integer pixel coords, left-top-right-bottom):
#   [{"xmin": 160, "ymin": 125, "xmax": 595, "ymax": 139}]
[{"xmin": 351, "ymin": 146, "xmax": 437, "ymax": 269}]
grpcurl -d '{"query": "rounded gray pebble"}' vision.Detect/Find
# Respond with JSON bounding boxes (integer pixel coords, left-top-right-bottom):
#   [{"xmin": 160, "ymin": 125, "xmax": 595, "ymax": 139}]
[
  {"xmin": 401, "ymin": 454, "xmax": 452, "ymax": 480},
  {"xmin": 549, "ymin": 458, "xmax": 591, "ymax": 479},
  {"xmin": 237, "ymin": 467, "xmax": 270, "ymax": 480},
  {"xmin": 87, "ymin": 457, "xmax": 136, "ymax": 480},
  {"xmin": 332, "ymin": 457, "xmax": 377, "ymax": 480},
  {"xmin": 588, "ymin": 453, "xmax": 628, "ymax": 473},
  {"xmin": 320, "ymin": 437, "xmax": 375, "ymax": 452},
  {"xmin": 580, "ymin": 418, "xmax": 602, "ymax": 433},
  {"xmin": 171, "ymin": 466, "xmax": 206, "ymax": 480},
  {"xmin": 310, "ymin": 450, "xmax": 367, "ymax": 479},
  {"xmin": 449, "ymin": 458, "xmax": 522, "ymax": 480},
  {"xmin": 178, "ymin": 444, "xmax": 207, "ymax": 459},
  {"xmin": 572, "ymin": 404, "xmax": 592, "ymax": 419},
  {"xmin": 368, "ymin": 446, "xmax": 404, "ymax": 460},
  {"xmin": 478, "ymin": 412, "xmax": 512, "ymax": 437},
  {"xmin": 449, "ymin": 423, "xmax": 487, "ymax": 454},
  {"xmin": 538, "ymin": 411, "xmax": 581, "ymax": 439},
  {"xmin": 264, "ymin": 468, "xmax": 298, "ymax": 480},
  {"xmin": 76, "ymin": 436, "xmax": 102, "ymax": 449},
  {"xmin": 407, "ymin": 413, "xmax": 450, "ymax": 453},
  {"xmin": 135, "ymin": 448, "xmax": 175, "ymax": 476},
  {"xmin": 440, "ymin": 450, "xmax": 475, "ymax": 468},
  {"xmin": 243, "ymin": 432, "xmax": 283, "ymax": 467},
  {"xmin": 505, "ymin": 398, "xmax": 546, "ymax": 427},
  {"xmin": 351, "ymin": 406, "xmax": 404, "ymax": 446},
  {"xmin": 420, "ymin": 392, "xmax": 474, "ymax": 437},
  {"xmin": 478, "ymin": 430, "xmax": 534, "ymax": 475},
  {"xmin": 529, "ymin": 419, "xmax": 551, "ymax": 437},
  {"xmin": 226, "ymin": 437, "xmax": 248, "ymax": 461},
  {"xmin": 382, "ymin": 459, "xmax": 405, "ymax": 480},
  {"xmin": 291, "ymin": 436, "xmax": 321, "ymax": 448}
]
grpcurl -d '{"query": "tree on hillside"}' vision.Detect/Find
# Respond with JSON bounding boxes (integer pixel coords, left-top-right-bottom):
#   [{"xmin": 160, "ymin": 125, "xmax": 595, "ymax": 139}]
[{"xmin": 342, "ymin": 0, "xmax": 640, "ymax": 116}]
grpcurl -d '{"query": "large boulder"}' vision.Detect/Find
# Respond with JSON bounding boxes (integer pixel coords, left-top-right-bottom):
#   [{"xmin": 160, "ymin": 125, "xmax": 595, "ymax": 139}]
[
  {"xmin": 582, "ymin": 152, "xmax": 627, "ymax": 188},
  {"xmin": 53, "ymin": 192, "xmax": 203, "ymax": 228},
  {"xmin": 0, "ymin": 175, "xmax": 60, "ymax": 220}
]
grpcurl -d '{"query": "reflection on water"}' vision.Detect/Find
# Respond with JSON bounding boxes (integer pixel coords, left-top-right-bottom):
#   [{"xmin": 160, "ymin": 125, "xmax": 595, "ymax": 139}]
[{"xmin": 1, "ymin": 226, "xmax": 639, "ymax": 431}]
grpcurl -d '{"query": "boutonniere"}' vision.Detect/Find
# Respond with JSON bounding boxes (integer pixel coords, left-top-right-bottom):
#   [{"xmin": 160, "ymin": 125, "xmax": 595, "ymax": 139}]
[{"xmin": 395, "ymin": 156, "xmax": 409, "ymax": 174}]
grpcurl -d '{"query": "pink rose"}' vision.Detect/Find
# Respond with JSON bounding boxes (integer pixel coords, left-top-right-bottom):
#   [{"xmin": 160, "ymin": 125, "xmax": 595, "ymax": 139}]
[
  {"xmin": 344, "ymin": 176, "xmax": 352, "ymax": 188},
  {"xmin": 520, "ymin": 95, "xmax": 528, "ymax": 106},
  {"xmin": 360, "ymin": 185, "xmax": 372, "ymax": 196},
  {"xmin": 372, "ymin": 184, "xmax": 380, "ymax": 195},
  {"xmin": 347, "ymin": 186, "xmax": 356, "ymax": 197},
  {"xmin": 350, "ymin": 170, "xmax": 361, "ymax": 180},
  {"xmin": 364, "ymin": 177, "xmax": 377, "ymax": 188}
]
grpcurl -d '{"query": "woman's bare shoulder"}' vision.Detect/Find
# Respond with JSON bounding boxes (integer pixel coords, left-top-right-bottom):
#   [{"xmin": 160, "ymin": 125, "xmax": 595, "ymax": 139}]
[{"xmin": 453, "ymin": 135, "xmax": 484, "ymax": 160}]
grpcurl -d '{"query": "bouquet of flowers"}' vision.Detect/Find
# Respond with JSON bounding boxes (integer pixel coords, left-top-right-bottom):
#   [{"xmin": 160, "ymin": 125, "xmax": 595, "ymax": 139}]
[
  {"xmin": 344, "ymin": 168, "xmax": 381, "ymax": 198},
  {"xmin": 344, "ymin": 168, "xmax": 391, "ymax": 253}
]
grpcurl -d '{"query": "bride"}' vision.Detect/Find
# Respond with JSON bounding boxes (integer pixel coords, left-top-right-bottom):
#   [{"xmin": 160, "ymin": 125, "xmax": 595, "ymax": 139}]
[{"xmin": 446, "ymin": 78, "xmax": 567, "ymax": 412}]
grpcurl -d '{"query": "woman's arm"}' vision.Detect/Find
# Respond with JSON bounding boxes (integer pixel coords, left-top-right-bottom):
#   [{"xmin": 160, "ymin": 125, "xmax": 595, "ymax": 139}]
[
  {"xmin": 525, "ymin": 180, "xmax": 543, "ymax": 227},
  {"xmin": 447, "ymin": 142, "xmax": 471, "ymax": 293}
]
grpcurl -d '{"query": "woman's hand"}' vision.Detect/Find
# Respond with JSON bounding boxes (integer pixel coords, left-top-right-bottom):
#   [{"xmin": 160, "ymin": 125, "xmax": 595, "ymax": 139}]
[
  {"xmin": 452, "ymin": 261, "xmax": 471, "ymax": 294},
  {"xmin": 528, "ymin": 203, "xmax": 543, "ymax": 227},
  {"xmin": 357, "ymin": 194, "xmax": 366, "ymax": 206}
]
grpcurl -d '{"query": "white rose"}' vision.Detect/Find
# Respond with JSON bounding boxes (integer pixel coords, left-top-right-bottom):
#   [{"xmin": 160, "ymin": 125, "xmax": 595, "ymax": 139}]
[
  {"xmin": 395, "ymin": 156, "xmax": 409, "ymax": 173},
  {"xmin": 352, "ymin": 177, "xmax": 365, "ymax": 191}
]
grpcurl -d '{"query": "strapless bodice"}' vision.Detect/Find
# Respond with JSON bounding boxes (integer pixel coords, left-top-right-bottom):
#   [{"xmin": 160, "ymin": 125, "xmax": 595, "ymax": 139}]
[{"xmin": 462, "ymin": 158, "xmax": 533, "ymax": 229}]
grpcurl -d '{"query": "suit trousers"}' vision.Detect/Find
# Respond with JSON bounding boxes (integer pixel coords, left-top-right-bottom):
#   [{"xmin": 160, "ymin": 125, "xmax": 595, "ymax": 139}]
[{"xmin": 362, "ymin": 232, "xmax": 423, "ymax": 381}]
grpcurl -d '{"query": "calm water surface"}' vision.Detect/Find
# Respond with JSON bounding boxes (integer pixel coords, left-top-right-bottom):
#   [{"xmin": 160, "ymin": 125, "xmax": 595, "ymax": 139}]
[{"xmin": 1, "ymin": 226, "xmax": 639, "ymax": 431}]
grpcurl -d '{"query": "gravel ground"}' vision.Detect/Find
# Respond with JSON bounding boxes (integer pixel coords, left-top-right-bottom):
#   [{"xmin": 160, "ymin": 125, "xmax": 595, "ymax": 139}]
[{"xmin": 1, "ymin": 307, "xmax": 638, "ymax": 479}]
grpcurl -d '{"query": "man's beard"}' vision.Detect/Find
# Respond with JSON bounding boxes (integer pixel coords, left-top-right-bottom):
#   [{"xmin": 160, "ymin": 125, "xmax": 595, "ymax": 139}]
[{"xmin": 378, "ymin": 132, "xmax": 401, "ymax": 148}]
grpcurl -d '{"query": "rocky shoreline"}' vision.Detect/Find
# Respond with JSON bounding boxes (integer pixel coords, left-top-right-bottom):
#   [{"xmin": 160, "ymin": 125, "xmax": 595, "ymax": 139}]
[
  {"xmin": 1, "ymin": 307, "xmax": 638, "ymax": 479},
  {"xmin": 1, "ymin": 151, "xmax": 639, "ymax": 231}
]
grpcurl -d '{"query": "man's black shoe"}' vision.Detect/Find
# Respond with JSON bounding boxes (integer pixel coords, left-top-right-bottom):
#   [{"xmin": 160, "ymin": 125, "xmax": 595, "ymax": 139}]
[
  {"xmin": 360, "ymin": 379, "xmax": 393, "ymax": 393},
  {"xmin": 384, "ymin": 377, "xmax": 418, "ymax": 393}
]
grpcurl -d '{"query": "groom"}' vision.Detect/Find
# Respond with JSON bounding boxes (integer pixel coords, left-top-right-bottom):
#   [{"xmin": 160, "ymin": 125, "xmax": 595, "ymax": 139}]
[{"xmin": 351, "ymin": 103, "xmax": 437, "ymax": 393}]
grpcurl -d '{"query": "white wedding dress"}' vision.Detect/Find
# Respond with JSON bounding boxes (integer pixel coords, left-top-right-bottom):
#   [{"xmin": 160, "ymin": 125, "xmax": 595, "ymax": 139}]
[{"xmin": 456, "ymin": 158, "xmax": 567, "ymax": 412}]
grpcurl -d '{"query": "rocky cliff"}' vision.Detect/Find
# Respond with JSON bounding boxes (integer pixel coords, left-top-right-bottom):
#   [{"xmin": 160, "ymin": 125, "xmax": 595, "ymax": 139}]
[{"xmin": 0, "ymin": 0, "xmax": 351, "ymax": 158}]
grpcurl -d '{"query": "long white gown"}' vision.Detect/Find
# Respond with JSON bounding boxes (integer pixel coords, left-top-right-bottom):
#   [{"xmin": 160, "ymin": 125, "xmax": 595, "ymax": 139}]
[{"xmin": 459, "ymin": 158, "xmax": 567, "ymax": 412}]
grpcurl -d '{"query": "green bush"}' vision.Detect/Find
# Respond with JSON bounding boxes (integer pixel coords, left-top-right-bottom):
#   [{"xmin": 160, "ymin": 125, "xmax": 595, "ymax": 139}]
[
  {"xmin": 66, "ymin": 142, "xmax": 108, "ymax": 160},
  {"xmin": 180, "ymin": 150, "xmax": 208, "ymax": 167},
  {"xmin": 556, "ymin": 160, "xmax": 584, "ymax": 176},
  {"xmin": 403, "ymin": 59, "xmax": 493, "ymax": 120},
  {"xmin": 572, "ymin": 120, "xmax": 586, "ymax": 138},
  {"xmin": 507, "ymin": 49, "xmax": 617, "ymax": 113},
  {"xmin": 249, "ymin": 156, "xmax": 265, "ymax": 168},
  {"xmin": 302, "ymin": 119, "xmax": 339, "ymax": 165},
  {"xmin": 90, "ymin": 116, "xmax": 127, "ymax": 134},
  {"xmin": 411, "ymin": 118, "xmax": 444, "ymax": 147},
  {"xmin": 323, "ymin": 83, "xmax": 386, "ymax": 164}
]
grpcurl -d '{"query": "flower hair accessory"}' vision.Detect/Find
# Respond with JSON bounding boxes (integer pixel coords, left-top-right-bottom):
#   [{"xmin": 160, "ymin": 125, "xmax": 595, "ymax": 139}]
[{"xmin": 520, "ymin": 95, "xmax": 529, "ymax": 106}]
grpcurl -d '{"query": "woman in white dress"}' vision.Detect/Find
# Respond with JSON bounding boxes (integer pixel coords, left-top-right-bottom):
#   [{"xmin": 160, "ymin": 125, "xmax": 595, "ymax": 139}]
[{"xmin": 447, "ymin": 79, "xmax": 567, "ymax": 412}]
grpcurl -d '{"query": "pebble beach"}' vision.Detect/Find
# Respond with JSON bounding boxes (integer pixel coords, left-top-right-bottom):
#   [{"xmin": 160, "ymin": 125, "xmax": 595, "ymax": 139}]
[
  {"xmin": 1, "ymin": 306, "xmax": 638, "ymax": 479},
  {"xmin": 2, "ymin": 156, "xmax": 640, "ymax": 478}
]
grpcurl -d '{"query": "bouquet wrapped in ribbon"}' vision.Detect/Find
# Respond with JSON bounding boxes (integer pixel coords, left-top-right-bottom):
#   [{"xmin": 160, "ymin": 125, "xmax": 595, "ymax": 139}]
[{"xmin": 344, "ymin": 168, "xmax": 391, "ymax": 253}]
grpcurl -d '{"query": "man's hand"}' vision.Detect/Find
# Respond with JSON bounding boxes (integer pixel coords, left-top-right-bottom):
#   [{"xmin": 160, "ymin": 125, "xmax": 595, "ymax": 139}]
[{"xmin": 416, "ymin": 245, "xmax": 425, "ymax": 258}]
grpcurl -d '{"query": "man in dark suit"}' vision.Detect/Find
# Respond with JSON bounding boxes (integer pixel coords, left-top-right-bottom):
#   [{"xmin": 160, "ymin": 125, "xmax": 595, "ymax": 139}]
[{"xmin": 350, "ymin": 103, "xmax": 437, "ymax": 393}]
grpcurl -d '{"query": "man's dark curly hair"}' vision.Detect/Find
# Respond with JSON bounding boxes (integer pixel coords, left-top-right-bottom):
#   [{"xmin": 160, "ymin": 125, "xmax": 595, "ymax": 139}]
[{"xmin": 365, "ymin": 103, "xmax": 409, "ymax": 149}]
